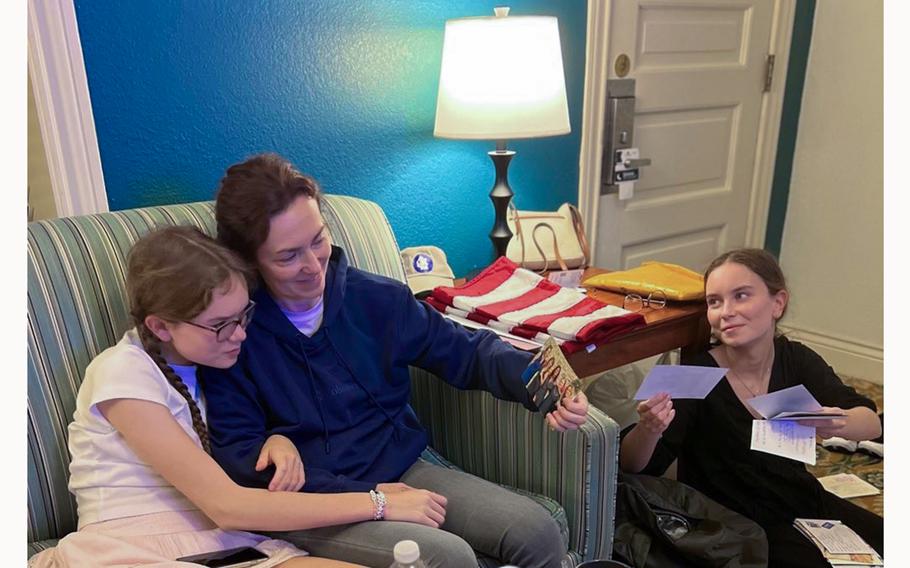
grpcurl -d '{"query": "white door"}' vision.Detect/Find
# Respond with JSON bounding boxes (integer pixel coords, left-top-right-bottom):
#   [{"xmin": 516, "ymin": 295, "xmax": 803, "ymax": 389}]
[{"xmin": 594, "ymin": 0, "xmax": 775, "ymax": 271}]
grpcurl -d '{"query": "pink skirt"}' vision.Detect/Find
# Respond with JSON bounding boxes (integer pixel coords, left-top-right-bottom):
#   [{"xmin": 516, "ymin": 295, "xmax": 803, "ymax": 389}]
[{"xmin": 28, "ymin": 509, "xmax": 307, "ymax": 567}]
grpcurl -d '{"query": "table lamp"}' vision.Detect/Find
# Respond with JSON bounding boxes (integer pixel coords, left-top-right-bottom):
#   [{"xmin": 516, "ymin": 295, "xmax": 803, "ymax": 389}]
[{"xmin": 434, "ymin": 6, "xmax": 571, "ymax": 259}]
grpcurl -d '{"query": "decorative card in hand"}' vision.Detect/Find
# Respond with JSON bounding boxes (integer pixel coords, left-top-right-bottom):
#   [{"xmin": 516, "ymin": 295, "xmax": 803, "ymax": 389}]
[{"xmin": 523, "ymin": 338, "xmax": 582, "ymax": 414}]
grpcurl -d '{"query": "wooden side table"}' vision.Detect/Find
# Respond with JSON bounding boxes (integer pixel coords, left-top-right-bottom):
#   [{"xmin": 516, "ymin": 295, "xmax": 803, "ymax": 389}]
[
  {"xmin": 567, "ymin": 268, "xmax": 710, "ymax": 377},
  {"xmin": 449, "ymin": 266, "xmax": 710, "ymax": 377}
]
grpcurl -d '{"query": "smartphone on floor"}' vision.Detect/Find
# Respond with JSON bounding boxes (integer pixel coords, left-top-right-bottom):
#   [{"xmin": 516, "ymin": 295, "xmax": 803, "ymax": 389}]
[{"xmin": 176, "ymin": 545, "xmax": 269, "ymax": 567}]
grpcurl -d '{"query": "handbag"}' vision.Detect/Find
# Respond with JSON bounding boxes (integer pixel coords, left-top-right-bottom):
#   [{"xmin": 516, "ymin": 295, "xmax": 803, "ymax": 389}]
[
  {"xmin": 613, "ymin": 473, "xmax": 769, "ymax": 568},
  {"xmin": 582, "ymin": 261, "xmax": 705, "ymax": 301},
  {"xmin": 506, "ymin": 202, "xmax": 590, "ymax": 272}
]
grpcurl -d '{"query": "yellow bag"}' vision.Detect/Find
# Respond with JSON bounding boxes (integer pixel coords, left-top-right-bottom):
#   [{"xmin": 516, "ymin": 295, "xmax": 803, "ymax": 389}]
[{"xmin": 582, "ymin": 261, "xmax": 705, "ymax": 301}]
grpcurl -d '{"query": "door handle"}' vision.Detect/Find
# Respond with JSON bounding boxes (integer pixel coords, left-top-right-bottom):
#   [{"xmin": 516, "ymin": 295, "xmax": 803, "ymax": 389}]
[{"xmin": 622, "ymin": 157, "xmax": 651, "ymax": 169}]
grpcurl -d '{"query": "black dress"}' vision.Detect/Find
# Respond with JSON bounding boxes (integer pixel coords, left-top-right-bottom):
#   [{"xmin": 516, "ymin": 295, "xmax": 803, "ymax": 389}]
[{"xmin": 621, "ymin": 335, "xmax": 883, "ymax": 566}]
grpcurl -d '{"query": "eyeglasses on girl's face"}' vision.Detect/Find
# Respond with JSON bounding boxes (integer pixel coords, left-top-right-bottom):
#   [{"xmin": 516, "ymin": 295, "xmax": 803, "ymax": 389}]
[{"xmin": 181, "ymin": 300, "xmax": 256, "ymax": 342}]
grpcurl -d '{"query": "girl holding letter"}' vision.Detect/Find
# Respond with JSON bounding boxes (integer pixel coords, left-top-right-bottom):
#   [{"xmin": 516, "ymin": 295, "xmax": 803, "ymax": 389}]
[{"xmin": 619, "ymin": 248, "xmax": 882, "ymax": 567}]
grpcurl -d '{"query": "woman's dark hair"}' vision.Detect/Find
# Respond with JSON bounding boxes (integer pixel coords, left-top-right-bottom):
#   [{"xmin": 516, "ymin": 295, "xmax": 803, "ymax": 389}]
[
  {"xmin": 704, "ymin": 247, "xmax": 789, "ymax": 319},
  {"xmin": 126, "ymin": 225, "xmax": 255, "ymax": 453},
  {"xmin": 215, "ymin": 153, "xmax": 323, "ymax": 265}
]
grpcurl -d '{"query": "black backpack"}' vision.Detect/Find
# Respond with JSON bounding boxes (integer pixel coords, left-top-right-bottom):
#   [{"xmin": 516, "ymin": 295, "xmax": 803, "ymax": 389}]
[{"xmin": 612, "ymin": 473, "xmax": 768, "ymax": 568}]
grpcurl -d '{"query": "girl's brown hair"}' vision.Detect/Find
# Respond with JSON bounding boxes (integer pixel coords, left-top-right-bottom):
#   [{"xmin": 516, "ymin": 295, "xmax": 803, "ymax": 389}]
[
  {"xmin": 215, "ymin": 153, "xmax": 323, "ymax": 265},
  {"xmin": 126, "ymin": 225, "xmax": 255, "ymax": 453},
  {"xmin": 704, "ymin": 247, "xmax": 789, "ymax": 319}
]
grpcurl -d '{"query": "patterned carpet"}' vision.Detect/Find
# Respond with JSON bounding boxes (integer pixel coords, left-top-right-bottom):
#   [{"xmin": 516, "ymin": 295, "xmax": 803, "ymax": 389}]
[{"xmin": 806, "ymin": 376, "xmax": 883, "ymax": 517}]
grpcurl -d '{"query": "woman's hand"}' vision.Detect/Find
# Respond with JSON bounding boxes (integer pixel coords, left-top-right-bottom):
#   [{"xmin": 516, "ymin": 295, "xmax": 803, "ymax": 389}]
[
  {"xmin": 799, "ymin": 407, "xmax": 849, "ymax": 438},
  {"xmin": 620, "ymin": 392, "xmax": 674, "ymax": 473},
  {"xmin": 546, "ymin": 391, "xmax": 589, "ymax": 431},
  {"xmin": 636, "ymin": 392, "xmax": 675, "ymax": 436},
  {"xmin": 382, "ymin": 486, "xmax": 448, "ymax": 528},
  {"xmin": 256, "ymin": 434, "xmax": 305, "ymax": 492}
]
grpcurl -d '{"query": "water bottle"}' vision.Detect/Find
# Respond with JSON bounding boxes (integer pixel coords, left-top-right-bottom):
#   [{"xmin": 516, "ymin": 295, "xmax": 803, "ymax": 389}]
[{"xmin": 388, "ymin": 540, "xmax": 427, "ymax": 568}]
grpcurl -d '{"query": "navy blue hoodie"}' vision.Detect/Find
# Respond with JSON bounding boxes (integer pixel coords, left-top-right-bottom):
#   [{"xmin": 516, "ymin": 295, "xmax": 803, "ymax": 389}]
[{"xmin": 201, "ymin": 246, "xmax": 536, "ymax": 493}]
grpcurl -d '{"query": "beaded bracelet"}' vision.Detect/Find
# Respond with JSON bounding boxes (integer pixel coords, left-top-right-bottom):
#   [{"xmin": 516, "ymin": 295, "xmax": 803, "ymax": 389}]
[{"xmin": 369, "ymin": 489, "xmax": 386, "ymax": 520}]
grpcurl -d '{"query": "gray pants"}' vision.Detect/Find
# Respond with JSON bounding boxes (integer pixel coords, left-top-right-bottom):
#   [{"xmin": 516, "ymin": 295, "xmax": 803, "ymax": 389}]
[{"xmin": 265, "ymin": 459, "xmax": 566, "ymax": 568}]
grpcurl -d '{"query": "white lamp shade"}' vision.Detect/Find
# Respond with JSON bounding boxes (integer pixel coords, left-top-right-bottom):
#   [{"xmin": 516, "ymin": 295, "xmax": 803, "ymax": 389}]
[{"xmin": 434, "ymin": 14, "xmax": 571, "ymax": 140}]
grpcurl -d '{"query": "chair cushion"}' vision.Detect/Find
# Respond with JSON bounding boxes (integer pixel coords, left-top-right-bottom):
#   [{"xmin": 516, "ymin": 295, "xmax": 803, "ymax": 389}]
[{"xmin": 27, "ymin": 538, "xmax": 59, "ymax": 559}]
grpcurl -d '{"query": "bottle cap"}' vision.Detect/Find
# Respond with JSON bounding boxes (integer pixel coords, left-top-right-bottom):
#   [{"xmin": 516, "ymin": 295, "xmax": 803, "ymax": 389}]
[{"xmin": 393, "ymin": 540, "xmax": 420, "ymax": 563}]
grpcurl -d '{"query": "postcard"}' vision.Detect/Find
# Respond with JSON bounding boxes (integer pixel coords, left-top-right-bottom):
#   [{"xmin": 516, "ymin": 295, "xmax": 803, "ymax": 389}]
[
  {"xmin": 746, "ymin": 385, "xmax": 846, "ymax": 421},
  {"xmin": 633, "ymin": 365, "xmax": 728, "ymax": 400}
]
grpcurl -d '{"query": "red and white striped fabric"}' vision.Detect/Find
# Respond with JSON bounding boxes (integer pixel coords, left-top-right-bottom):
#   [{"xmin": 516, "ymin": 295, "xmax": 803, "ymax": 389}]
[{"xmin": 429, "ymin": 257, "xmax": 646, "ymax": 353}]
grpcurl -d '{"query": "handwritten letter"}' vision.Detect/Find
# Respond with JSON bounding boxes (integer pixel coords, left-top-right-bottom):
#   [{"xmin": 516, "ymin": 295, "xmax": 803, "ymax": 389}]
[{"xmin": 750, "ymin": 420, "xmax": 817, "ymax": 465}]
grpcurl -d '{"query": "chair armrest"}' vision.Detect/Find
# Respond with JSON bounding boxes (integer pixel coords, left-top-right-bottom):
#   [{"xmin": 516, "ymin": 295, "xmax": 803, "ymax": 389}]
[{"xmin": 409, "ymin": 367, "xmax": 618, "ymax": 561}]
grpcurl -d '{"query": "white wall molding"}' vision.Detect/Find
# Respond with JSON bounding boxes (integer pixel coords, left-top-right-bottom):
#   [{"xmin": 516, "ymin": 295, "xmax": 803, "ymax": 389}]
[
  {"xmin": 27, "ymin": 0, "xmax": 107, "ymax": 217},
  {"xmin": 576, "ymin": 0, "xmax": 611, "ymax": 261},
  {"xmin": 780, "ymin": 325, "xmax": 883, "ymax": 384},
  {"xmin": 745, "ymin": 0, "xmax": 795, "ymax": 247}
]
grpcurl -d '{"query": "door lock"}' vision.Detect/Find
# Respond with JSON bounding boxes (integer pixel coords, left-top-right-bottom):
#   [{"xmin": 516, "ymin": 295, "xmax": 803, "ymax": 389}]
[{"xmin": 601, "ymin": 79, "xmax": 652, "ymax": 199}]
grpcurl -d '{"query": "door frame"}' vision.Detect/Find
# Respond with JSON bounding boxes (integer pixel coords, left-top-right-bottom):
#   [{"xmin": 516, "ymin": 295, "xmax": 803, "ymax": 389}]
[
  {"xmin": 28, "ymin": 0, "xmax": 107, "ymax": 217},
  {"xmin": 577, "ymin": 0, "xmax": 797, "ymax": 261}
]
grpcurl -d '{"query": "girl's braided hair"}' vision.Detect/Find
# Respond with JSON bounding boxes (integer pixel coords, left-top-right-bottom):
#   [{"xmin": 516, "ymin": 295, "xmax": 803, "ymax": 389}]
[{"xmin": 126, "ymin": 225, "xmax": 254, "ymax": 453}]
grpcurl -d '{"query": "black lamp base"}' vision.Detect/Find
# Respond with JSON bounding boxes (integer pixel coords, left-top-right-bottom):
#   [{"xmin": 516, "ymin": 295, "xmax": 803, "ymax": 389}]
[{"xmin": 488, "ymin": 149, "xmax": 515, "ymax": 259}]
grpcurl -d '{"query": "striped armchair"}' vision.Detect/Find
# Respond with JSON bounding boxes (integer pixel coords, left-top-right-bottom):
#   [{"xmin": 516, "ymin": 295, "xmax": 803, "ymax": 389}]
[{"xmin": 27, "ymin": 195, "xmax": 620, "ymax": 565}]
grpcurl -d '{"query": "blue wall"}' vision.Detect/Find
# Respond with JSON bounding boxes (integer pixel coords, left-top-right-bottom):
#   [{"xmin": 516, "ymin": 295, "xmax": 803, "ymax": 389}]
[{"xmin": 74, "ymin": 0, "xmax": 587, "ymax": 276}]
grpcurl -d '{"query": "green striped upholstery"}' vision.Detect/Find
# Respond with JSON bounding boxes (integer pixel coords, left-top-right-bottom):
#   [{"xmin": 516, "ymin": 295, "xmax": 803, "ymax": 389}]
[
  {"xmin": 411, "ymin": 369, "xmax": 618, "ymax": 564},
  {"xmin": 27, "ymin": 195, "xmax": 618, "ymax": 564}
]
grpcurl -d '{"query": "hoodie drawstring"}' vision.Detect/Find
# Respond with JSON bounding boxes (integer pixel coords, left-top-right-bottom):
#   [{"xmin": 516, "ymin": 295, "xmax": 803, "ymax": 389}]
[
  {"xmin": 326, "ymin": 335, "xmax": 402, "ymax": 442},
  {"xmin": 297, "ymin": 337, "xmax": 332, "ymax": 454}
]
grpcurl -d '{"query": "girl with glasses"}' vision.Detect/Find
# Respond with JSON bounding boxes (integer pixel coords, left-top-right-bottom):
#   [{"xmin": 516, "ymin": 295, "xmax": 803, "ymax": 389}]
[
  {"xmin": 29, "ymin": 226, "xmax": 446, "ymax": 568},
  {"xmin": 619, "ymin": 248, "xmax": 882, "ymax": 567}
]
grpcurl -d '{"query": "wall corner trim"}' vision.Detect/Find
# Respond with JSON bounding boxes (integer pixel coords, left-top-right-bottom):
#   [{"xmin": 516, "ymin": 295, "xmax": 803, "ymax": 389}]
[
  {"xmin": 763, "ymin": 0, "xmax": 817, "ymax": 255},
  {"xmin": 576, "ymin": 0, "xmax": 611, "ymax": 261},
  {"xmin": 745, "ymin": 0, "xmax": 797, "ymax": 248},
  {"xmin": 28, "ymin": 0, "xmax": 108, "ymax": 216}
]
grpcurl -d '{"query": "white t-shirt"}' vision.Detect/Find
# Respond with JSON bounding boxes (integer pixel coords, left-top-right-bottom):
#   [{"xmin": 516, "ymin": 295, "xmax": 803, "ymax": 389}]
[
  {"xmin": 67, "ymin": 328, "xmax": 207, "ymax": 528},
  {"xmin": 279, "ymin": 297, "xmax": 324, "ymax": 337}
]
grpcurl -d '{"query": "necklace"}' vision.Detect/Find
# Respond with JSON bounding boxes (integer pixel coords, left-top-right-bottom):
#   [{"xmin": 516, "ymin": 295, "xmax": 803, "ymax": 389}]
[
  {"xmin": 724, "ymin": 347, "xmax": 774, "ymax": 398},
  {"xmin": 727, "ymin": 368, "xmax": 764, "ymax": 398}
]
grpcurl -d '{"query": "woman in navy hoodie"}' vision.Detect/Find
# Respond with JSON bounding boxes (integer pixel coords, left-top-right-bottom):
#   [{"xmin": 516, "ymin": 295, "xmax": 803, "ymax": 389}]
[{"xmin": 201, "ymin": 153, "xmax": 589, "ymax": 568}]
